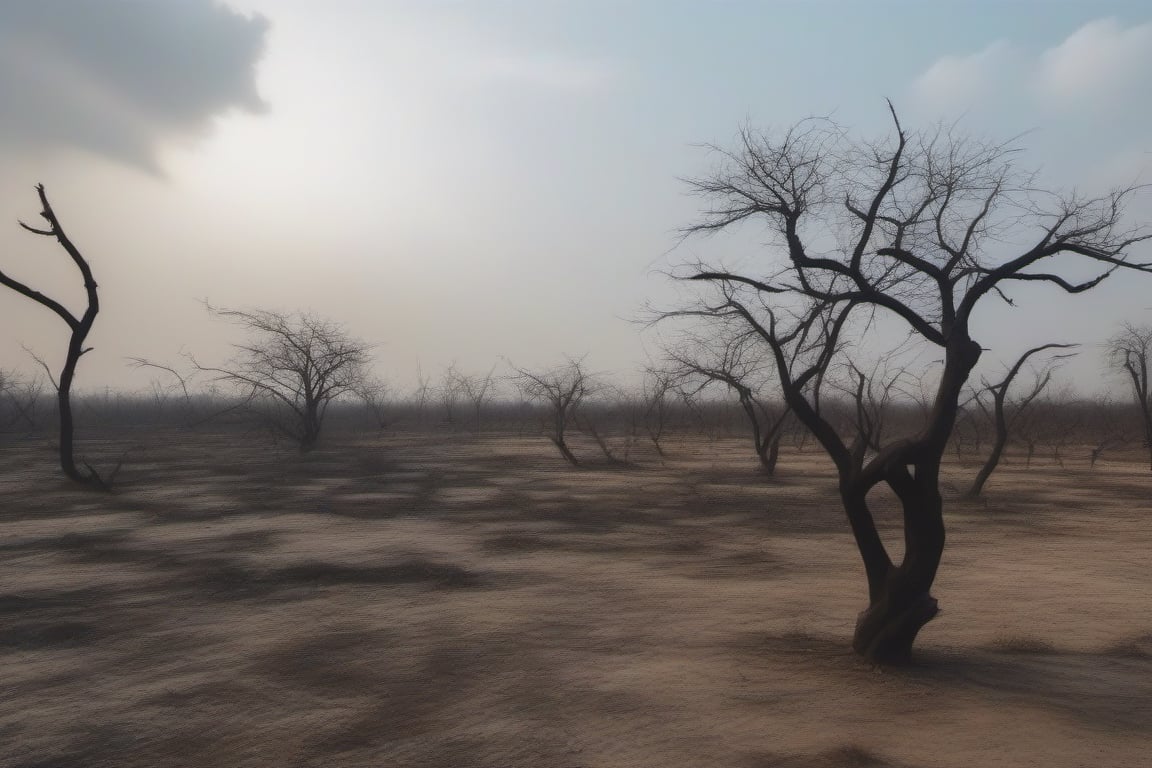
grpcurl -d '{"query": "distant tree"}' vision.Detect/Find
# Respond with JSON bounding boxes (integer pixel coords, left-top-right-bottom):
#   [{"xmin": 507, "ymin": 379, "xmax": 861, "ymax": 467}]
[
  {"xmin": 966, "ymin": 343, "xmax": 1076, "ymax": 497},
  {"xmin": 412, "ymin": 364, "xmax": 433, "ymax": 427},
  {"xmin": 1107, "ymin": 323, "xmax": 1152, "ymax": 470},
  {"xmin": 353, "ymin": 377, "xmax": 390, "ymax": 434},
  {"xmin": 668, "ymin": 334, "xmax": 790, "ymax": 475},
  {"xmin": 445, "ymin": 364, "xmax": 499, "ymax": 433},
  {"xmin": 513, "ymin": 358, "xmax": 593, "ymax": 466},
  {"xmin": 196, "ymin": 306, "xmax": 371, "ymax": 452},
  {"xmin": 437, "ymin": 365, "xmax": 464, "ymax": 427},
  {"xmin": 1037, "ymin": 383, "xmax": 1080, "ymax": 468},
  {"xmin": 672, "ymin": 105, "xmax": 1152, "ymax": 662},
  {"xmin": 639, "ymin": 367, "xmax": 678, "ymax": 457},
  {"xmin": 0, "ymin": 370, "xmax": 41, "ymax": 431},
  {"xmin": 0, "ymin": 185, "xmax": 104, "ymax": 486},
  {"xmin": 1087, "ymin": 396, "xmax": 1128, "ymax": 468}
]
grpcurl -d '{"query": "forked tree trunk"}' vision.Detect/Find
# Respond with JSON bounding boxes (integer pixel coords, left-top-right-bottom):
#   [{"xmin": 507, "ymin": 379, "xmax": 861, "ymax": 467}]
[
  {"xmin": 833, "ymin": 337, "xmax": 979, "ymax": 663},
  {"xmin": 756, "ymin": 430, "xmax": 783, "ymax": 476},
  {"xmin": 848, "ymin": 466, "xmax": 946, "ymax": 663}
]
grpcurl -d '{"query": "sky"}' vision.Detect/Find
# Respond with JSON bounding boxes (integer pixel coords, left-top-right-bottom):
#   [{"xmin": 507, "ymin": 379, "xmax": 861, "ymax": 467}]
[{"xmin": 1, "ymin": 0, "xmax": 1151, "ymax": 398}]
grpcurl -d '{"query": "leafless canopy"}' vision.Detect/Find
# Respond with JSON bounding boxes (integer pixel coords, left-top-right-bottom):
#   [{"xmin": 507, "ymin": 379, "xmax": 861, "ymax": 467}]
[
  {"xmin": 673, "ymin": 104, "xmax": 1152, "ymax": 662},
  {"xmin": 196, "ymin": 306, "xmax": 371, "ymax": 451}
]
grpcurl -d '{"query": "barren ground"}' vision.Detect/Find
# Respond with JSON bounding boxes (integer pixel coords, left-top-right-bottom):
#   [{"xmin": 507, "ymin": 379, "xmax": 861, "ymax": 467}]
[{"xmin": 1, "ymin": 430, "xmax": 1150, "ymax": 768}]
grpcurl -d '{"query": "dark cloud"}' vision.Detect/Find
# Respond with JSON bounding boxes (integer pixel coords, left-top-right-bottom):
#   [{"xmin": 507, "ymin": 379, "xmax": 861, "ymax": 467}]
[{"xmin": 0, "ymin": 0, "xmax": 268, "ymax": 169}]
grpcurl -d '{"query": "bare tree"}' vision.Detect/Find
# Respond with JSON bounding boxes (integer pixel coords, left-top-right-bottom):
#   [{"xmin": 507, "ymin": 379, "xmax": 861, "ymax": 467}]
[
  {"xmin": 1087, "ymin": 395, "xmax": 1128, "ymax": 467},
  {"xmin": 195, "ymin": 306, "xmax": 371, "ymax": 452},
  {"xmin": 446, "ymin": 364, "xmax": 499, "ymax": 433},
  {"xmin": 1107, "ymin": 323, "xmax": 1152, "ymax": 470},
  {"xmin": 639, "ymin": 367, "xmax": 678, "ymax": 457},
  {"xmin": 127, "ymin": 356, "xmax": 261, "ymax": 430},
  {"xmin": 965, "ymin": 343, "xmax": 1076, "ymax": 497},
  {"xmin": 437, "ymin": 365, "xmax": 465, "ymax": 427},
  {"xmin": 0, "ymin": 370, "xmax": 40, "ymax": 432},
  {"xmin": 669, "ymin": 333, "xmax": 790, "ymax": 475},
  {"xmin": 353, "ymin": 377, "xmax": 390, "ymax": 433},
  {"xmin": 412, "ymin": 364, "xmax": 433, "ymax": 427},
  {"xmin": 1036, "ymin": 383, "xmax": 1080, "ymax": 468},
  {"xmin": 672, "ymin": 105, "xmax": 1152, "ymax": 662},
  {"xmin": 0, "ymin": 185, "xmax": 104, "ymax": 486},
  {"xmin": 513, "ymin": 358, "xmax": 593, "ymax": 466}
]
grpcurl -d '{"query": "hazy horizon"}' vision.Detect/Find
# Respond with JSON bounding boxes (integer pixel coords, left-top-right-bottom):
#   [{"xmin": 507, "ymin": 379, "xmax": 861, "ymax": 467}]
[{"xmin": 2, "ymin": 1, "xmax": 1151, "ymax": 399}]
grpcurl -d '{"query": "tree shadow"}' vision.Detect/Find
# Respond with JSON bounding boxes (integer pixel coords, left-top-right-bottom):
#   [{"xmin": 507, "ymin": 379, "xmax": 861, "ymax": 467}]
[
  {"xmin": 904, "ymin": 646, "xmax": 1152, "ymax": 731},
  {"xmin": 746, "ymin": 745, "xmax": 921, "ymax": 768}
]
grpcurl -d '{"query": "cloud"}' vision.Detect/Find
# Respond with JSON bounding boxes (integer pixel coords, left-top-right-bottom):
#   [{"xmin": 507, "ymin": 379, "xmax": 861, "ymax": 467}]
[
  {"xmin": 910, "ymin": 17, "xmax": 1152, "ymax": 117},
  {"xmin": 911, "ymin": 40, "xmax": 1017, "ymax": 114},
  {"xmin": 1036, "ymin": 18, "xmax": 1152, "ymax": 108},
  {"xmin": 0, "ymin": 0, "xmax": 268, "ymax": 170}
]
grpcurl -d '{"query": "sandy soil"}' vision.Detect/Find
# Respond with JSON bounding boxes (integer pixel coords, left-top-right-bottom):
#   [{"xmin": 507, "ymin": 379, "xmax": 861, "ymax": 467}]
[{"xmin": 0, "ymin": 430, "xmax": 1150, "ymax": 768}]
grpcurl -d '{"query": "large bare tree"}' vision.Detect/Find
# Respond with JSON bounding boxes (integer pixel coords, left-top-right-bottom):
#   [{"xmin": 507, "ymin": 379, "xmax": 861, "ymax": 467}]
[
  {"xmin": 0, "ymin": 185, "xmax": 102, "ymax": 486},
  {"xmin": 1107, "ymin": 322, "xmax": 1152, "ymax": 471},
  {"xmin": 196, "ymin": 306, "xmax": 371, "ymax": 452},
  {"xmin": 673, "ymin": 105, "xmax": 1151, "ymax": 662}
]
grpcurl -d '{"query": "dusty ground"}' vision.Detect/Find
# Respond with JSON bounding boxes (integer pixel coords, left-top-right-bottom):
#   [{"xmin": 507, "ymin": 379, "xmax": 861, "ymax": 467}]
[{"xmin": 0, "ymin": 430, "xmax": 1150, "ymax": 768}]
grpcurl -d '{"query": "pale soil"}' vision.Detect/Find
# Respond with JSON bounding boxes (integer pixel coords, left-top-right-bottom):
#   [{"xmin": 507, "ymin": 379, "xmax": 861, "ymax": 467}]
[{"xmin": 0, "ymin": 430, "xmax": 1150, "ymax": 768}]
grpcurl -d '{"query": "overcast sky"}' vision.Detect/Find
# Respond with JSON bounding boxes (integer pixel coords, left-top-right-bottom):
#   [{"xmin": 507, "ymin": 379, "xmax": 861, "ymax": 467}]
[{"xmin": 1, "ymin": 0, "xmax": 1150, "ymax": 396}]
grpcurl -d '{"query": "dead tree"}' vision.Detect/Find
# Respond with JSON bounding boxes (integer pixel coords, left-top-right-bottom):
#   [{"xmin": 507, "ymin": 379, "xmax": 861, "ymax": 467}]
[
  {"xmin": 640, "ymin": 367, "xmax": 677, "ymax": 456},
  {"xmin": 196, "ymin": 306, "xmax": 371, "ymax": 452},
  {"xmin": 1087, "ymin": 396, "xmax": 1127, "ymax": 467},
  {"xmin": 966, "ymin": 343, "xmax": 1076, "ymax": 497},
  {"xmin": 0, "ymin": 370, "xmax": 46, "ymax": 432},
  {"xmin": 413, "ymin": 364, "xmax": 433, "ymax": 427},
  {"xmin": 669, "ymin": 334, "xmax": 790, "ymax": 475},
  {"xmin": 437, "ymin": 366, "xmax": 465, "ymax": 427},
  {"xmin": 0, "ymin": 185, "xmax": 103, "ymax": 486},
  {"xmin": 447, "ymin": 364, "xmax": 499, "ymax": 433},
  {"xmin": 354, "ymin": 378, "xmax": 390, "ymax": 433},
  {"xmin": 673, "ymin": 104, "xmax": 1152, "ymax": 662},
  {"xmin": 1107, "ymin": 323, "xmax": 1152, "ymax": 470},
  {"xmin": 513, "ymin": 358, "xmax": 592, "ymax": 466}
]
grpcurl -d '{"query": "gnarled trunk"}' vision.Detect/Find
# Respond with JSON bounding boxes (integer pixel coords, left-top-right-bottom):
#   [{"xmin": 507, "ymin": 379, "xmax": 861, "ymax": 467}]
[{"xmin": 844, "ymin": 463, "xmax": 947, "ymax": 664}]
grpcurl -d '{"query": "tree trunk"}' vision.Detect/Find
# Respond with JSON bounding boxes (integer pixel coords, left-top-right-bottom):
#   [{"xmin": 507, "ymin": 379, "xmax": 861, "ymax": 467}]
[
  {"xmin": 852, "ymin": 569, "xmax": 941, "ymax": 664},
  {"xmin": 300, "ymin": 403, "xmax": 321, "ymax": 452},
  {"xmin": 757, "ymin": 431, "xmax": 783, "ymax": 476},
  {"xmin": 966, "ymin": 431, "xmax": 1006, "ymax": 497},
  {"xmin": 1145, "ymin": 415, "xmax": 1152, "ymax": 471},
  {"xmin": 847, "ymin": 465, "xmax": 945, "ymax": 664},
  {"xmin": 56, "ymin": 337, "xmax": 87, "ymax": 483},
  {"xmin": 649, "ymin": 435, "xmax": 666, "ymax": 458},
  {"xmin": 57, "ymin": 369, "xmax": 82, "ymax": 482},
  {"xmin": 551, "ymin": 436, "xmax": 579, "ymax": 466}
]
